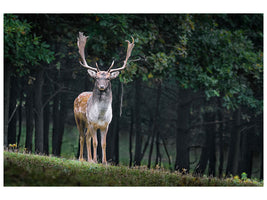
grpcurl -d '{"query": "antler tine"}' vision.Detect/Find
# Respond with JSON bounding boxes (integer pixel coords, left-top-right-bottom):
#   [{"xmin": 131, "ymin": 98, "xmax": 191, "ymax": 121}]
[
  {"xmin": 77, "ymin": 32, "xmax": 98, "ymax": 72},
  {"xmin": 95, "ymin": 62, "xmax": 100, "ymax": 72},
  {"xmin": 107, "ymin": 60, "xmax": 115, "ymax": 72},
  {"xmin": 109, "ymin": 37, "xmax": 135, "ymax": 73}
]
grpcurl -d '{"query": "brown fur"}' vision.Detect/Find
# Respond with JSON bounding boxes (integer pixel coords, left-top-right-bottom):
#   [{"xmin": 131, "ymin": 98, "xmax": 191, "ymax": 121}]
[{"xmin": 74, "ymin": 92, "xmax": 94, "ymax": 162}]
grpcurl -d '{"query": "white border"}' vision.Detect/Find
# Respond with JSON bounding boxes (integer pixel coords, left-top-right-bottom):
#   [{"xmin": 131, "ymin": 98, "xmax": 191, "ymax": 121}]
[{"xmin": 1, "ymin": 1, "xmax": 266, "ymax": 200}]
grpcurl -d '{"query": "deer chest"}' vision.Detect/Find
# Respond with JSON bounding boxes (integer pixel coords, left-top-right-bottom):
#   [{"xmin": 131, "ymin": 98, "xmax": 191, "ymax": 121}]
[{"xmin": 86, "ymin": 101, "xmax": 112, "ymax": 128}]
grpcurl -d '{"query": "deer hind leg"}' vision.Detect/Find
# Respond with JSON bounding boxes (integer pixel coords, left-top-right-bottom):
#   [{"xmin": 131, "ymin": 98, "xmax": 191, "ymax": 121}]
[
  {"xmin": 75, "ymin": 118, "xmax": 85, "ymax": 161},
  {"xmin": 100, "ymin": 127, "xmax": 108, "ymax": 165},
  {"xmin": 85, "ymin": 128, "xmax": 93, "ymax": 162},
  {"xmin": 79, "ymin": 134, "xmax": 85, "ymax": 161}
]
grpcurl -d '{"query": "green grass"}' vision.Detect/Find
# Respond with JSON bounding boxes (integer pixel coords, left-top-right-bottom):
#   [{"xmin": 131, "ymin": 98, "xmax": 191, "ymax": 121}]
[{"xmin": 4, "ymin": 151, "xmax": 263, "ymax": 186}]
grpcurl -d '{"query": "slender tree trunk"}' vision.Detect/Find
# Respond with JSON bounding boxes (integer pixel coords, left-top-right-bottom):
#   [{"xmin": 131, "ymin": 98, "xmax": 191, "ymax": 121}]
[
  {"xmin": 52, "ymin": 91, "xmax": 60, "ymax": 155},
  {"xmin": 207, "ymin": 112, "xmax": 216, "ymax": 177},
  {"xmin": 112, "ymin": 81, "xmax": 122, "ymax": 165},
  {"xmin": 161, "ymin": 135, "xmax": 172, "ymax": 169},
  {"xmin": 147, "ymin": 129, "xmax": 155, "ymax": 169},
  {"xmin": 113, "ymin": 116, "xmax": 120, "ymax": 164},
  {"xmin": 238, "ymin": 130, "xmax": 253, "ymax": 178},
  {"xmin": 140, "ymin": 113, "xmax": 153, "ymax": 161},
  {"xmin": 8, "ymin": 77, "xmax": 18, "ymax": 145},
  {"xmin": 129, "ymin": 107, "xmax": 134, "ymax": 167},
  {"xmin": 25, "ymin": 86, "xmax": 34, "ymax": 152},
  {"xmin": 17, "ymin": 89, "xmax": 23, "ymax": 147},
  {"xmin": 155, "ymin": 130, "xmax": 162, "ymax": 168},
  {"xmin": 175, "ymin": 88, "xmax": 190, "ymax": 171},
  {"xmin": 106, "ymin": 120, "xmax": 113, "ymax": 161},
  {"xmin": 43, "ymin": 77, "xmax": 51, "ymax": 155},
  {"xmin": 218, "ymin": 107, "xmax": 225, "ymax": 178},
  {"xmin": 43, "ymin": 103, "xmax": 50, "ymax": 155},
  {"xmin": 154, "ymin": 83, "xmax": 162, "ymax": 168},
  {"xmin": 4, "ymin": 66, "xmax": 11, "ymax": 147},
  {"xmin": 134, "ymin": 78, "xmax": 142, "ymax": 166},
  {"xmin": 34, "ymin": 69, "xmax": 44, "ymax": 154},
  {"xmin": 194, "ymin": 111, "xmax": 216, "ymax": 176},
  {"xmin": 53, "ymin": 92, "xmax": 67, "ymax": 156},
  {"xmin": 226, "ymin": 108, "xmax": 241, "ymax": 176},
  {"xmin": 259, "ymin": 119, "xmax": 263, "ymax": 180}
]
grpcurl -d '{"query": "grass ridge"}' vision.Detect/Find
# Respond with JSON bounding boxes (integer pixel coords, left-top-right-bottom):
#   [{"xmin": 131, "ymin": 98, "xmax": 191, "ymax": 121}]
[{"xmin": 4, "ymin": 151, "xmax": 263, "ymax": 186}]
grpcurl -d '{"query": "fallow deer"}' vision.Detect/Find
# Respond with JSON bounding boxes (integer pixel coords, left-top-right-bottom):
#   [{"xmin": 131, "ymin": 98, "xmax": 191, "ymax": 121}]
[{"xmin": 74, "ymin": 32, "xmax": 134, "ymax": 164}]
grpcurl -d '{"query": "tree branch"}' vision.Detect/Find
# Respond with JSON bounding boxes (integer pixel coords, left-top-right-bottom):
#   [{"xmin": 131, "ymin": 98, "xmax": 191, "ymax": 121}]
[{"xmin": 8, "ymin": 103, "xmax": 19, "ymax": 124}]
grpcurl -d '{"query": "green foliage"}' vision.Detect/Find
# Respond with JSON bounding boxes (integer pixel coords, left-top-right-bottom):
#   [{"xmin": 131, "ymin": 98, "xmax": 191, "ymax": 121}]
[
  {"xmin": 241, "ymin": 172, "xmax": 248, "ymax": 181},
  {"xmin": 95, "ymin": 14, "xmax": 263, "ymax": 112},
  {"xmin": 4, "ymin": 14, "xmax": 54, "ymax": 76},
  {"xmin": 178, "ymin": 19, "xmax": 263, "ymax": 111},
  {"xmin": 4, "ymin": 151, "xmax": 263, "ymax": 186}
]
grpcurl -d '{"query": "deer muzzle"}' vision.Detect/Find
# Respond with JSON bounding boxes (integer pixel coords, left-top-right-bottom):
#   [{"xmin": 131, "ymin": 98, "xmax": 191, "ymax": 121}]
[{"xmin": 99, "ymin": 85, "xmax": 105, "ymax": 91}]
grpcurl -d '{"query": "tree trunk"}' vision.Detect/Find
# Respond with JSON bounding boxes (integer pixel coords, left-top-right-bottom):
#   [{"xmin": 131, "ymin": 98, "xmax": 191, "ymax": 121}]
[
  {"xmin": 194, "ymin": 126, "xmax": 209, "ymax": 175},
  {"xmin": 53, "ymin": 92, "xmax": 67, "ymax": 156},
  {"xmin": 161, "ymin": 135, "xmax": 172, "ymax": 169},
  {"xmin": 194, "ymin": 111, "xmax": 216, "ymax": 176},
  {"xmin": 134, "ymin": 78, "xmax": 142, "ymax": 166},
  {"xmin": 34, "ymin": 69, "xmax": 44, "ymax": 154},
  {"xmin": 43, "ymin": 103, "xmax": 50, "ymax": 155},
  {"xmin": 25, "ymin": 85, "xmax": 34, "ymax": 152},
  {"xmin": 140, "ymin": 113, "xmax": 153, "ymax": 161},
  {"xmin": 207, "ymin": 112, "xmax": 216, "ymax": 177},
  {"xmin": 8, "ymin": 76, "xmax": 18, "ymax": 145},
  {"xmin": 238, "ymin": 130, "xmax": 253, "ymax": 178},
  {"xmin": 17, "ymin": 89, "xmax": 23, "ymax": 147},
  {"xmin": 113, "ymin": 116, "xmax": 119, "ymax": 164},
  {"xmin": 175, "ymin": 88, "xmax": 190, "ymax": 171},
  {"xmin": 218, "ymin": 107, "xmax": 225, "ymax": 178},
  {"xmin": 106, "ymin": 120, "xmax": 114, "ymax": 161},
  {"xmin": 226, "ymin": 108, "xmax": 241, "ymax": 176},
  {"xmin": 154, "ymin": 83, "xmax": 162, "ymax": 168},
  {"xmin": 112, "ymin": 81, "xmax": 122, "ymax": 165},
  {"xmin": 4, "ymin": 66, "xmax": 11, "ymax": 147},
  {"xmin": 155, "ymin": 130, "xmax": 162, "ymax": 168},
  {"xmin": 52, "ymin": 91, "xmax": 60, "ymax": 155},
  {"xmin": 259, "ymin": 119, "xmax": 263, "ymax": 180},
  {"xmin": 43, "ymin": 77, "xmax": 51, "ymax": 155},
  {"xmin": 147, "ymin": 128, "xmax": 155, "ymax": 169},
  {"xmin": 129, "ymin": 107, "xmax": 134, "ymax": 167}
]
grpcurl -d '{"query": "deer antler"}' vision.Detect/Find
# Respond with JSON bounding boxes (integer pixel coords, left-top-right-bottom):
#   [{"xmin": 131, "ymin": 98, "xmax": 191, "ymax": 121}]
[
  {"xmin": 108, "ymin": 37, "xmax": 135, "ymax": 73},
  {"xmin": 77, "ymin": 32, "xmax": 98, "ymax": 72}
]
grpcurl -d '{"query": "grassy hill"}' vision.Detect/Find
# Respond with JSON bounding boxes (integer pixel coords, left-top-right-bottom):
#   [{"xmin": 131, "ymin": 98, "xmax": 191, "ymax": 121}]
[{"xmin": 4, "ymin": 151, "xmax": 263, "ymax": 186}]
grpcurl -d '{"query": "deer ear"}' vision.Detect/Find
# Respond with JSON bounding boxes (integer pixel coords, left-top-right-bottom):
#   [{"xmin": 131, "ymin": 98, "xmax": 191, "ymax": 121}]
[
  {"xmin": 87, "ymin": 69, "xmax": 97, "ymax": 78},
  {"xmin": 110, "ymin": 71, "xmax": 120, "ymax": 79}
]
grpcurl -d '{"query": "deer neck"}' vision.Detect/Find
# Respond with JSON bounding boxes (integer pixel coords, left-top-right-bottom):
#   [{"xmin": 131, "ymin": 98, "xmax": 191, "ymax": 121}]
[{"xmin": 92, "ymin": 82, "xmax": 112, "ymax": 104}]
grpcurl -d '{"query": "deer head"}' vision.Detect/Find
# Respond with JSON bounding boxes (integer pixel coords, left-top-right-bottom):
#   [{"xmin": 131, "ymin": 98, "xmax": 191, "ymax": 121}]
[{"xmin": 77, "ymin": 32, "xmax": 135, "ymax": 91}]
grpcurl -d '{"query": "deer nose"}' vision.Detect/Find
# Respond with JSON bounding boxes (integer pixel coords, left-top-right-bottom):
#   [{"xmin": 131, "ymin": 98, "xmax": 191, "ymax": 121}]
[{"xmin": 99, "ymin": 85, "xmax": 105, "ymax": 90}]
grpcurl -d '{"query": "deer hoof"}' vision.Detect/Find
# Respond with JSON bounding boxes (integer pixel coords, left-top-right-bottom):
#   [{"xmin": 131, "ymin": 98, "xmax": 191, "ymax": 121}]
[
  {"xmin": 102, "ymin": 161, "xmax": 108, "ymax": 165},
  {"xmin": 88, "ymin": 159, "xmax": 96, "ymax": 163}
]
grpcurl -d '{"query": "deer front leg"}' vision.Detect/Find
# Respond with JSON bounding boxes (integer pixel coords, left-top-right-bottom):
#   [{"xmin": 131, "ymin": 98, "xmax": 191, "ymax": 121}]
[
  {"xmin": 100, "ymin": 126, "xmax": 108, "ymax": 165},
  {"xmin": 85, "ymin": 129, "xmax": 93, "ymax": 162},
  {"xmin": 91, "ymin": 128, "xmax": 98, "ymax": 163}
]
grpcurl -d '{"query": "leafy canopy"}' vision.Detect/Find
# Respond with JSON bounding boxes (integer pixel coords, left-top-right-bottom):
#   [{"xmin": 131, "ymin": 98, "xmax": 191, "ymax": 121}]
[{"xmin": 4, "ymin": 14, "xmax": 54, "ymax": 76}]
